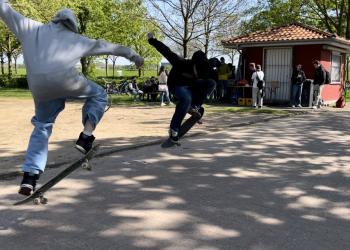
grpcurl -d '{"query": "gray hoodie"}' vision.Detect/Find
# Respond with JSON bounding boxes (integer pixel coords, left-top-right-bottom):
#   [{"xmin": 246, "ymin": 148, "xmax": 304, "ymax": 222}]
[{"xmin": 0, "ymin": 1, "xmax": 143, "ymax": 100}]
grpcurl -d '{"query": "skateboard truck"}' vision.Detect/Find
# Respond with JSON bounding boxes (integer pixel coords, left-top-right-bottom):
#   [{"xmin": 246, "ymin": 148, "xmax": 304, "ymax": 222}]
[
  {"xmin": 33, "ymin": 192, "xmax": 48, "ymax": 205},
  {"xmin": 81, "ymin": 159, "xmax": 92, "ymax": 171}
]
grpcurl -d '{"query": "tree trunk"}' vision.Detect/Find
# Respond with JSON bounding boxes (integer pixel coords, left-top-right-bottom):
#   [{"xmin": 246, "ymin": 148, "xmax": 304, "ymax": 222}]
[
  {"xmin": 14, "ymin": 58, "xmax": 17, "ymax": 74},
  {"xmin": 80, "ymin": 57, "xmax": 89, "ymax": 75},
  {"xmin": 6, "ymin": 34, "xmax": 12, "ymax": 79},
  {"xmin": 204, "ymin": 33, "xmax": 210, "ymax": 56},
  {"xmin": 183, "ymin": 39, "xmax": 188, "ymax": 58},
  {"xmin": 0, "ymin": 52, "xmax": 4, "ymax": 75},
  {"xmin": 6, "ymin": 52, "xmax": 12, "ymax": 80},
  {"xmin": 346, "ymin": 0, "xmax": 350, "ymax": 39},
  {"xmin": 105, "ymin": 58, "xmax": 108, "ymax": 77},
  {"xmin": 112, "ymin": 62, "xmax": 116, "ymax": 78}
]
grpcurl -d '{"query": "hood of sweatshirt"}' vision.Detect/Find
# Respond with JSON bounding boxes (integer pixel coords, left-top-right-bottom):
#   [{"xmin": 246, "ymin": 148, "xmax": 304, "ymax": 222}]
[{"xmin": 52, "ymin": 8, "xmax": 79, "ymax": 33}]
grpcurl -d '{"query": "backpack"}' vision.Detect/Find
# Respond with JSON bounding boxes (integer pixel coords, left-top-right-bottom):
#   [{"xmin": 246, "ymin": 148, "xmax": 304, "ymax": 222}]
[
  {"xmin": 256, "ymin": 74, "xmax": 264, "ymax": 89},
  {"xmin": 325, "ymin": 70, "xmax": 331, "ymax": 84}
]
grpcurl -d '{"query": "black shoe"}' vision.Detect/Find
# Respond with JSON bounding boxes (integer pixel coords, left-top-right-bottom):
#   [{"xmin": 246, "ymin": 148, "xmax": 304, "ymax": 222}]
[
  {"xmin": 188, "ymin": 106, "xmax": 201, "ymax": 118},
  {"xmin": 75, "ymin": 132, "xmax": 95, "ymax": 154},
  {"xmin": 169, "ymin": 129, "xmax": 180, "ymax": 144},
  {"xmin": 19, "ymin": 172, "xmax": 40, "ymax": 196}
]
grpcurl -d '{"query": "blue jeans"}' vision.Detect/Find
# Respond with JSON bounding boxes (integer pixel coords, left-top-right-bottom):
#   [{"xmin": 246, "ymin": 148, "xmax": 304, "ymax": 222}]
[
  {"xmin": 169, "ymin": 79, "xmax": 216, "ymax": 131},
  {"xmin": 291, "ymin": 84, "xmax": 303, "ymax": 106},
  {"xmin": 160, "ymin": 90, "xmax": 171, "ymax": 104},
  {"xmin": 23, "ymin": 80, "xmax": 107, "ymax": 174}
]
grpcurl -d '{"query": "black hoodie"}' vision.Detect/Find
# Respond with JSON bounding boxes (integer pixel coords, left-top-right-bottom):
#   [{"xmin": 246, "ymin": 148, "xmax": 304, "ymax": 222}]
[{"xmin": 148, "ymin": 38, "xmax": 208, "ymax": 87}]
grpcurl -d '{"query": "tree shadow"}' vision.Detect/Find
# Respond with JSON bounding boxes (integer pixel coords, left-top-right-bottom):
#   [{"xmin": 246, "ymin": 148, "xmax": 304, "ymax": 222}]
[{"xmin": 0, "ymin": 111, "xmax": 349, "ymax": 249}]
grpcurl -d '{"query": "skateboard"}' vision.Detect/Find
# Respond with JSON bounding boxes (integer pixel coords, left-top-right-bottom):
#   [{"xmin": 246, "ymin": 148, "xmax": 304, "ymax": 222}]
[
  {"xmin": 14, "ymin": 144, "xmax": 100, "ymax": 206},
  {"xmin": 161, "ymin": 107, "xmax": 204, "ymax": 148}
]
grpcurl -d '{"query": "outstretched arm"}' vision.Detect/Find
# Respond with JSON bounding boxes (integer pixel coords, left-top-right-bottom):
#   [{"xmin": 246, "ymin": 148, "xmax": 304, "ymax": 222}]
[
  {"xmin": 147, "ymin": 32, "xmax": 184, "ymax": 66},
  {"xmin": 0, "ymin": 0, "xmax": 41, "ymax": 41},
  {"xmin": 84, "ymin": 39, "xmax": 144, "ymax": 68}
]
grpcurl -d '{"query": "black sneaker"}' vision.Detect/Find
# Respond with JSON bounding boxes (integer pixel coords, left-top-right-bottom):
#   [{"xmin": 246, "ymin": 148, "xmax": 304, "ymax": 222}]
[
  {"xmin": 188, "ymin": 106, "xmax": 201, "ymax": 118},
  {"xmin": 75, "ymin": 132, "xmax": 95, "ymax": 154},
  {"xmin": 18, "ymin": 172, "xmax": 40, "ymax": 196},
  {"xmin": 169, "ymin": 129, "xmax": 180, "ymax": 144}
]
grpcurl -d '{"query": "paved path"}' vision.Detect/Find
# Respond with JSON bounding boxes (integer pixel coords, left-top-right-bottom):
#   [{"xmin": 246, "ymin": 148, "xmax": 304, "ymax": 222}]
[{"xmin": 0, "ymin": 111, "xmax": 349, "ymax": 250}]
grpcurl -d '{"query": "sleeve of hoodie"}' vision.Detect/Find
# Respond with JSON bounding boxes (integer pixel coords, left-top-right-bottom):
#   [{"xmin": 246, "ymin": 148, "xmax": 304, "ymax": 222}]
[
  {"xmin": 0, "ymin": 0, "xmax": 41, "ymax": 41},
  {"xmin": 83, "ymin": 38, "xmax": 140, "ymax": 61},
  {"xmin": 148, "ymin": 38, "xmax": 184, "ymax": 66}
]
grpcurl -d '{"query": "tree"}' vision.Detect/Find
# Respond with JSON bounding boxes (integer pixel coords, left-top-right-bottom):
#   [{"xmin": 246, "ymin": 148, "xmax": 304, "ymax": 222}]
[
  {"xmin": 148, "ymin": 0, "xmax": 204, "ymax": 58},
  {"xmin": 197, "ymin": 0, "xmax": 245, "ymax": 56},
  {"xmin": 239, "ymin": 0, "xmax": 310, "ymax": 34}
]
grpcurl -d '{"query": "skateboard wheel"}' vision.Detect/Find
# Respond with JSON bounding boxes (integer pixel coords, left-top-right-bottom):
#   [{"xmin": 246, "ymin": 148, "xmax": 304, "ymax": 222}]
[
  {"xmin": 40, "ymin": 197, "xmax": 48, "ymax": 204},
  {"xmin": 33, "ymin": 198, "xmax": 40, "ymax": 205},
  {"xmin": 82, "ymin": 162, "xmax": 92, "ymax": 171}
]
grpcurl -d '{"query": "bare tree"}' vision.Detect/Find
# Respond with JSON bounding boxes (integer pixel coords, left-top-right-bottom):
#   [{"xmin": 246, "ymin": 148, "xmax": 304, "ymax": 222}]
[
  {"xmin": 12, "ymin": 48, "xmax": 21, "ymax": 75},
  {"xmin": 148, "ymin": 0, "xmax": 204, "ymax": 58},
  {"xmin": 198, "ymin": 0, "xmax": 244, "ymax": 56},
  {"xmin": 0, "ymin": 49, "xmax": 5, "ymax": 76}
]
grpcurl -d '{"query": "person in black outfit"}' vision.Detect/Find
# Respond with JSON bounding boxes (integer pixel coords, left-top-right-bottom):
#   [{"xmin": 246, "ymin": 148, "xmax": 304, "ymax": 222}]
[
  {"xmin": 291, "ymin": 64, "xmax": 306, "ymax": 108},
  {"xmin": 147, "ymin": 32, "xmax": 216, "ymax": 144}
]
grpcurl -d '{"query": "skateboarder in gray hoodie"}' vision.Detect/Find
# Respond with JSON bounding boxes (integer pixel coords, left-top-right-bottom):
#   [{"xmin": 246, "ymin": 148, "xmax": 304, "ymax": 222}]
[{"xmin": 0, "ymin": 1, "xmax": 144, "ymax": 196}]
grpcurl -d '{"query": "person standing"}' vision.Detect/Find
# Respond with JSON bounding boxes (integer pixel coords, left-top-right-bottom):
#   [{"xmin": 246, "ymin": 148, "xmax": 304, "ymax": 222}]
[
  {"xmin": 158, "ymin": 66, "xmax": 171, "ymax": 106},
  {"xmin": 217, "ymin": 57, "xmax": 231, "ymax": 101},
  {"xmin": 312, "ymin": 60, "xmax": 326, "ymax": 109},
  {"xmin": 251, "ymin": 65, "xmax": 264, "ymax": 108},
  {"xmin": 291, "ymin": 64, "xmax": 306, "ymax": 108}
]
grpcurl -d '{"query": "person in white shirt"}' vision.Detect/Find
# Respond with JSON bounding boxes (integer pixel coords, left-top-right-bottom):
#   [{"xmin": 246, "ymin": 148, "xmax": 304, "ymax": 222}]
[
  {"xmin": 251, "ymin": 64, "xmax": 265, "ymax": 108},
  {"xmin": 158, "ymin": 66, "xmax": 172, "ymax": 106}
]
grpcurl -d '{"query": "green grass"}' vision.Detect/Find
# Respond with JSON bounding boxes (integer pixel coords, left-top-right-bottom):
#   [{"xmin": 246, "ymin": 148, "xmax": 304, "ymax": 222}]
[
  {"xmin": 0, "ymin": 88, "xmax": 32, "ymax": 98},
  {"xmin": 11, "ymin": 67, "xmax": 157, "ymax": 79},
  {"xmin": 346, "ymin": 90, "xmax": 350, "ymax": 103}
]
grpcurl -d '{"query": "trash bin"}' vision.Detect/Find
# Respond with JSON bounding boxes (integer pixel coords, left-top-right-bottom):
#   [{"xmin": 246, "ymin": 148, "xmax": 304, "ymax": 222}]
[{"xmin": 301, "ymin": 79, "xmax": 314, "ymax": 107}]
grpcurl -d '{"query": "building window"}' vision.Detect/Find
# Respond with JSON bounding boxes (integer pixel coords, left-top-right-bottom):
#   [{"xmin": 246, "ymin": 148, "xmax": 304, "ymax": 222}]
[{"xmin": 331, "ymin": 53, "xmax": 341, "ymax": 83}]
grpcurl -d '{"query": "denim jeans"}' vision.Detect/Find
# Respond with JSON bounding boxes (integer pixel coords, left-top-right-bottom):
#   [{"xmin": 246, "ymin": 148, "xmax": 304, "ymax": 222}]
[
  {"xmin": 291, "ymin": 84, "xmax": 303, "ymax": 106},
  {"xmin": 160, "ymin": 90, "xmax": 171, "ymax": 104},
  {"xmin": 312, "ymin": 84, "xmax": 324, "ymax": 108},
  {"xmin": 22, "ymin": 80, "xmax": 107, "ymax": 174},
  {"xmin": 169, "ymin": 79, "xmax": 216, "ymax": 131}
]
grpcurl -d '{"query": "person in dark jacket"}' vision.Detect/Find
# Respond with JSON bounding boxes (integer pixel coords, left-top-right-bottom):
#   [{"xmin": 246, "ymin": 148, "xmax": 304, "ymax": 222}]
[
  {"xmin": 312, "ymin": 60, "xmax": 326, "ymax": 109},
  {"xmin": 147, "ymin": 32, "xmax": 216, "ymax": 144},
  {"xmin": 291, "ymin": 64, "xmax": 306, "ymax": 108}
]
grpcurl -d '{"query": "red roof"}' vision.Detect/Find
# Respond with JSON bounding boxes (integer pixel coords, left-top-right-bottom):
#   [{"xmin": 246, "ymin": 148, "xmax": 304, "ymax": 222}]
[{"xmin": 223, "ymin": 23, "xmax": 350, "ymax": 47}]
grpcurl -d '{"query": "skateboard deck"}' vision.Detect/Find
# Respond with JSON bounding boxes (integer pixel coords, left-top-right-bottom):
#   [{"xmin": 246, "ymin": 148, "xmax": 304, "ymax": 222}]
[
  {"xmin": 161, "ymin": 107, "xmax": 204, "ymax": 148},
  {"xmin": 14, "ymin": 144, "xmax": 100, "ymax": 206}
]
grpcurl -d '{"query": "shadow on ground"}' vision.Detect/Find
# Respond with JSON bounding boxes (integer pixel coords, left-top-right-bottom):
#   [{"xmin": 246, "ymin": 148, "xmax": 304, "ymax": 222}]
[{"xmin": 0, "ymin": 111, "xmax": 349, "ymax": 249}]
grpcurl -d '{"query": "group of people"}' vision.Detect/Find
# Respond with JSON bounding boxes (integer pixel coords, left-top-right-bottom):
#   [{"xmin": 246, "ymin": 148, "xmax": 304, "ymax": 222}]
[
  {"xmin": 290, "ymin": 60, "xmax": 327, "ymax": 109},
  {"xmin": 247, "ymin": 59, "xmax": 327, "ymax": 109},
  {"xmin": 0, "ymin": 1, "xmax": 216, "ymax": 195},
  {"xmin": 0, "ymin": 0, "xmax": 330, "ymax": 195}
]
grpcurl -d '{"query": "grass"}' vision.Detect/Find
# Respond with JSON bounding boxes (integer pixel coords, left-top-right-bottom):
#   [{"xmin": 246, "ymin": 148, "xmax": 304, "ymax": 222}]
[
  {"xmin": 0, "ymin": 88, "xmax": 32, "ymax": 98},
  {"xmin": 0, "ymin": 89, "xmax": 293, "ymax": 116},
  {"xmin": 346, "ymin": 90, "xmax": 350, "ymax": 103},
  {"xmin": 6, "ymin": 67, "xmax": 157, "ymax": 79}
]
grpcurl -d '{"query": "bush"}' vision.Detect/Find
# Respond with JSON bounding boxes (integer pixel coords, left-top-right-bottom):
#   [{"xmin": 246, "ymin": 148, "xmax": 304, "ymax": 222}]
[{"xmin": 0, "ymin": 75, "xmax": 28, "ymax": 88}]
